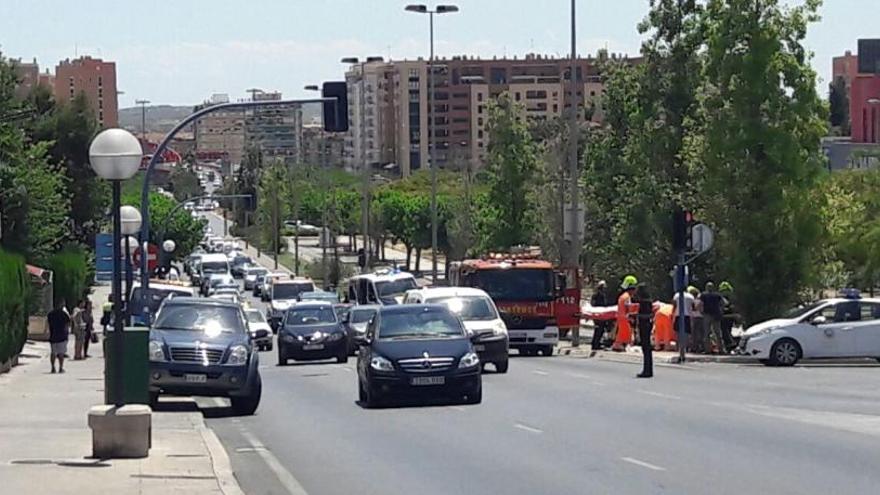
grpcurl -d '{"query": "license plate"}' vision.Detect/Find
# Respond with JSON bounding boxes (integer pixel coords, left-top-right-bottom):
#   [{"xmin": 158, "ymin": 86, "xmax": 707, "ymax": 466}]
[
  {"xmin": 185, "ymin": 374, "xmax": 207, "ymax": 383},
  {"xmin": 474, "ymin": 344, "xmax": 486, "ymax": 352},
  {"xmin": 303, "ymin": 344, "xmax": 324, "ymax": 351},
  {"xmin": 410, "ymin": 376, "xmax": 445, "ymax": 386}
]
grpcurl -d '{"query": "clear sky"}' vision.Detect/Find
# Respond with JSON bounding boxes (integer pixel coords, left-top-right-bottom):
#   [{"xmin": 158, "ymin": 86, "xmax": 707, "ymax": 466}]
[{"xmin": 1, "ymin": 0, "xmax": 875, "ymax": 108}]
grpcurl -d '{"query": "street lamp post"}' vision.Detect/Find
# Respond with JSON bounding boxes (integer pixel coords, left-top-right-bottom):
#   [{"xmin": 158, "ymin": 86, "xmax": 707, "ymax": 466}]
[
  {"xmin": 306, "ymin": 84, "xmax": 331, "ymax": 288},
  {"xmin": 406, "ymin": 4, "xmax": 459, "ymax": 283},
  {"xmin": 567, "ymin": 0, "xmax": 582, "ymax": 347},
  {"xmin": 341, "ymin": 56, "xmax": 384, "ymax": 273},
  {"xmin": 120, "ymin": 206, "xmax": 142, "ymax": 325},
  {"xmin": 162, "ymin": 239, "xmax": 176, "ymax": 276},
  {"xmin": 89, "ymin": 129, "xmax": 143, "ymax": 407}
]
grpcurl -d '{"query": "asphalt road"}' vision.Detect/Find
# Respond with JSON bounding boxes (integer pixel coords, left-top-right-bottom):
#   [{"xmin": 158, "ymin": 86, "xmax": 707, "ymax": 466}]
[{"xmin": 179, "ymin": 244, "xmax": 880, "ymax": 495}]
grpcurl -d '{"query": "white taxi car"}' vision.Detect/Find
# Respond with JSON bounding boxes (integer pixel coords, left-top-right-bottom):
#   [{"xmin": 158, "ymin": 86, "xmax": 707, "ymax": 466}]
[{"xmin": 740, "ymin": 295, "xmax": 880, "ymax": 366}]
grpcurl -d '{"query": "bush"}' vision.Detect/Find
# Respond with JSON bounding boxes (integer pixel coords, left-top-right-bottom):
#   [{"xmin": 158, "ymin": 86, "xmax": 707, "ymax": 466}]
[
  {"xmin": 0, "ymin": 249, "xmax": 29, "ymax": 364},
  {"xmin": 47, "ymin": 245, "xmax": 90, "ymax": 309}
]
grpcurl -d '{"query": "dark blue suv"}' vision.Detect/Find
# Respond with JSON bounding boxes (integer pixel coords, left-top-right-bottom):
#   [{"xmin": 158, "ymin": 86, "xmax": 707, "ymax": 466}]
[{"xmin": 149, "ymin": 297, "xmax": 265, "ymax": 415}]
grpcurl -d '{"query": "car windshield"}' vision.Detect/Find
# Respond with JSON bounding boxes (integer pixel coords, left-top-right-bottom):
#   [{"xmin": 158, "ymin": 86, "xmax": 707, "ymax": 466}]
[
  {"xmin": 785, "ymin": 301, "xmax": 826, "ymax": 319},
  {"xmin": 211, "ymin": 277, "xmax": 234, "ymax": 287},
  {"xmin": 154, "ymin": 304, "xmax": 245, "ymax": 335},
  {"xmin": 350, "ymin": 308, "xmax": 377, "ymax": 324},
  {"xmin": 248, "ymin": 268, "xmax": 268, "ymax": 277},
  {"xmin": 245, "ymin": 310, "xmax": 266, "ymax": 324},
  {"xmin": 375, "ymin": 278, "xmax": 418, "ymax": 298},
  {"xmin": 470, "ymin": 269, "xmax": 554, "ymax": 301},
  {"xmin": 429, "ymin": 296, "xmax": 498, "ymax": 321},
  {"xmin": 285, "ymin": 307, "xmax": 337, "ymax": 326},
  {"xmin": 378, "ymin": 309, "xmax": 465, "ymax": 339},
  {"xmin": 274, "ymin": 283, "xmax": 314, "ymax": 299},
  {"xmin": 130, "ymin": 287, "xmax": 192, "ymax": 315}
]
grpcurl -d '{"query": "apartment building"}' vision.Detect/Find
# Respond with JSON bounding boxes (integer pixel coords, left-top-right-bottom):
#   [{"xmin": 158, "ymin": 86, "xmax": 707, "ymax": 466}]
[
  {"xmin": 246, "ymin": 90, "xmax": 303, "ymax": 165},
  {"xmin": 193, "ymin": 94, "xmax": 246, "ymax": 165},
  {"xmin": 344, "ymin": 53, "xmax": 625, "ymax": 176},
  {"xmin": 55, "ymin": 56, "xmax": 118, "ymax": 128}
]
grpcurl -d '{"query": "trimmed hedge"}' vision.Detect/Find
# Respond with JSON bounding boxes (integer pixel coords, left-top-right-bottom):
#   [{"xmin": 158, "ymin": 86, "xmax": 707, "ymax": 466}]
[
  {"xmin": 0, "ymin": 249, "xmax": 29, "ymax": 364},
  {"xmin": 47, "ymin": 245, "xmax": 90, "ymax": 309}
]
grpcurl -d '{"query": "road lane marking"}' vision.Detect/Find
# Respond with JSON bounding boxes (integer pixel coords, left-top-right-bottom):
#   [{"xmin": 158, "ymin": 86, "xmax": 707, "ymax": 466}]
[
  {"xmin": 240, "ymin": 429, "xmax": 309, "ymax": 495},
  {"xmin": 621, "ymin": 457, "xmax": 666, "ymax": 472},
  {"xmin": 637, "ymin": 390, "xmax": 682, "ymax": 400},
  {"xmin": 513, "ymin": 423, "xmax": 543, "ymax": 434},
  {"xmin": 565, "ymin": 372, "xmax": 605, "ymax": 386},
  {"xmin": 533, "ymin": 369, "xmax": 549, "ymax": 376},
  {"xmin": 450, "ymin": 406, "xmax": 467, "ymax": 412}
]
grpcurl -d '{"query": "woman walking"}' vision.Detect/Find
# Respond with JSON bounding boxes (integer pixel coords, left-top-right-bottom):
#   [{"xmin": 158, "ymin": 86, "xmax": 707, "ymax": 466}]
[
  {"xmin": 82, "ymin": 299, "xmax": 95, "ymax": 358},
  {"xmin": 71, "ymin": 300, "xmax": 87, "ymax": 360}
]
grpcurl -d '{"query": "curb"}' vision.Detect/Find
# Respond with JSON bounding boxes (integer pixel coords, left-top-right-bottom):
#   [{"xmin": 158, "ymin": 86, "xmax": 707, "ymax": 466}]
[
  {"xmin": 199, "ymin": 424, "xmax": 246, "ymax": 495},
  {"xmin": 558, "ymin": 347, "xmax": 759, "ymax": 365}
]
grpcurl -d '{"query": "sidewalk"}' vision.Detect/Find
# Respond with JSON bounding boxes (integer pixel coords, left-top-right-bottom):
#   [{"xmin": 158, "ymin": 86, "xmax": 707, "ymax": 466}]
[{"xmin": 0, "ymin": 285, "xmax": 243, "ymax": 495}]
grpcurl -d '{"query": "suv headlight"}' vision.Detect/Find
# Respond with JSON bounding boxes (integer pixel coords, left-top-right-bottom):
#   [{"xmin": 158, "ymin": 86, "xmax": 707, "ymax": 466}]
[
  {"xmin": 370, "ymin": 355, "xmax": 394, "ymax": 371},
  {"xmin": 493, "ymin": 321, "xmax": 508, "ymax": 336},
  {"xmin": 149, "ymin": 340, "xmax": 166, "ymax": 362},
  {"xmin": 459, "ymin": 351, "xmax": 480, "ymax": 369},
  {"xmin": 227, "ymin": 345, "xmax": 249, "ymax": 365}
]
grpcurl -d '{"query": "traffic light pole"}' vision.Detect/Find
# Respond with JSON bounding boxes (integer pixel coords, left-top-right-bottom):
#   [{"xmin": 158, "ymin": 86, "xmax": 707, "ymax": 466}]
[{"xmin": 676, "ymin": 254, "xmax": 687, "ymax": 364}]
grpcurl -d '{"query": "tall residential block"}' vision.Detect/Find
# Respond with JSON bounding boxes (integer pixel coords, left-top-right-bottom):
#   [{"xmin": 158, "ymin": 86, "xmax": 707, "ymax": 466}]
[
  {"xmin": 54, "ymin": 56, "xmax": 118, "ymax": 128},
  {"xmin": 343, "ymin": 53, "xmax": 633, "ymax": 177},
  {"xmin": 193, "ymin": 94, "xmax": 246, "ymax": 165}
]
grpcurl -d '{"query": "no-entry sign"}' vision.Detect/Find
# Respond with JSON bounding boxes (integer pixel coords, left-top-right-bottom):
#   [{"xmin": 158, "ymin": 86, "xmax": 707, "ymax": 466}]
[{"xmin": 133, "ymin": 243, "xmax": 160, "ymax": 272}]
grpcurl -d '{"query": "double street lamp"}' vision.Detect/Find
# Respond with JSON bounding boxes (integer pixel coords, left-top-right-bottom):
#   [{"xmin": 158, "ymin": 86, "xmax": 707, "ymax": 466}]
[
  {"xmin": 89, "ymin": 128, "xmax": 143, "ymax": 407},
  {"xmin": 120, "ymin": 206, "xmax": 142, "ymax": 325},
  {"xmin": 405, "ymin": 4, "xmax": 459, "ymax": 283}
]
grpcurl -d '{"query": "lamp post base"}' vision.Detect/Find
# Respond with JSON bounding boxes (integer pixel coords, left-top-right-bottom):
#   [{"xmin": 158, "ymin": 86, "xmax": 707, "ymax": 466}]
[{"xmin": 88, "ymin": 404, "xmax": 152, "ymax": 458}]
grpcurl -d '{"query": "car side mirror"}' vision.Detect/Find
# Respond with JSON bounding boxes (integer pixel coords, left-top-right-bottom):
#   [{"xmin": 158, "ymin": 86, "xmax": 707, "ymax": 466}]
[
  {"xmin": 252, "ymin": 329, "xmax": 269, "ymax": 340},
  {"xmin": 811, "ymin": 315, "xmax": 827, "ymax": 326}
]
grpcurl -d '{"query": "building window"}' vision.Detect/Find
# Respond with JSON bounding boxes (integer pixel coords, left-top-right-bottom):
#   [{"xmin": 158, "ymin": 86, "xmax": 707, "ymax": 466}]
[
  {"xmin": 590, "ymin": 91, "xmax": 596, "ymax": 97},
  {"xmin": 98, "ymin": 88, "xmax": 103, "ymax": 98},
  {"xmin": 98, "ymin": 76, "xmax": 103, "ymax": 86},
  {"xmin": 409, "ymin": 68, "xmax": 419, "ymax": 78},
  {"xmin": 478, "ymin": 117, "xmax": 484, "ymax": 126},
  {"xmin": 553, "ymin": 104, "xmax": 558, "ymax": 113},
  {"xmin": 478, "ymin": 130, "xmax": 484, "ymax": 139},
  {"xmin": 98, "ymin": 99, "xmax": 103, "ymax": 109},
  {"xmin": 478, "ymin": 105, "xmax": 484, "ymax": 114},
  {"xmin": 409, "ymin": 80, "xmax": 420, "ymax": 90},
  {"xmin": 477, "ymin": 93, "xmax": 484, "ymax": 102},
  {"xmin": 99, "ymin": 111, "xmax": 104, "ymax": 121},
  {"xmin": 515, "ymin": 93, "xmax": 521, "ymax": 101},
  {"xmin": 410, "ymin": 92, "xmax": 420, "ymax": 102}
]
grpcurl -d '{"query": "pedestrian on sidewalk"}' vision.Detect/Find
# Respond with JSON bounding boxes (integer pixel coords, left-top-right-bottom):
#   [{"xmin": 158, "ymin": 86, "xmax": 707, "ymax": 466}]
[
  {"xmin": 688, "ymin": 286, "xmax": 706, "ymax": 353},
  {"xmin": 82, "ymin": 299, "xmax": 95, "ymax": 358},
  {"xmin": 719, "ymin": 282, "xmax": 739, "ymax": 352},
  {"xmin": 590, "ymin": 280, "xmax": 611, "ymax": 355},
  {"xmin": 101, "ymin": 294, "xmax": 113, "ymax": 334},
  {"xmin": 71, "ymin": 300, "xmax": 87, "ymax": 360},
  {"xmin": 635, "ymin": 283, "xmax": 654, "ymax": 378},
  {"xmin": 700, "ymin": 282, "xmax": 724, "ymax": 354},
  {"xmin": 47, "ymin": 300, "xmax": 71, "ymax": 374},
  {"xmin": 672, "ymin": 288, "xmax": 694, "ymax": 351},
  {"xmin": 612, "ymin": 275, "xmax": 638, "ymax": 352}
]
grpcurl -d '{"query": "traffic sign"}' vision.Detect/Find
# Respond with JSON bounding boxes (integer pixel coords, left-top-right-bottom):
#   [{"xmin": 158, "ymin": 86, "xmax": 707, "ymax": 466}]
[
  {"xmin": 133, "ymin": 243, "xmax": 160, "ymax": 272},
  {"xmin": 691, "ymin": 223, "xmax": 714, "ymax": 254}
]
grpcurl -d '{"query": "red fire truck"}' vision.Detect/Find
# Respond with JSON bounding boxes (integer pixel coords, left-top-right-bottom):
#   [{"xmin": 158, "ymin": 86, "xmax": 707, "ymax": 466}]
[{"xmin": 449, "ymin": 251, "xmax": 581, "ymax": 356}]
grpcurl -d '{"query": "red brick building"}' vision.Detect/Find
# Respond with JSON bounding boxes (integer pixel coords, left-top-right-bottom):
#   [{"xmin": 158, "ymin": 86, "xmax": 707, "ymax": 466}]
[{"xmin": 54, "ymin": 56, "xmax": 118, "ymax": 128}]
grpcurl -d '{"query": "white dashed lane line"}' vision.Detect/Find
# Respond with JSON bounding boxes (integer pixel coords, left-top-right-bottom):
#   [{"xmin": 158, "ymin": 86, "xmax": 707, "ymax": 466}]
[
  {"xmin": 532, "ymin": 369, "xmax": 549, "ymax": 376},
  {"xmin": 621, "ymin": 457, "xmax": 667, "ymax": 472},
  {"xmin": 513, "ymin": 423, "xmax": 544, "ymax": 434}
]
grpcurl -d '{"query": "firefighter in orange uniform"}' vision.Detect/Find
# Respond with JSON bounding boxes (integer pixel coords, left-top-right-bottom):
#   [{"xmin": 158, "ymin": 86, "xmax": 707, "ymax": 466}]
[
  {"xmin": 612, "ymin": 275, "xmax": 639, "ymax": 352},
  {"xmin": 653, "ymin": 303, "xmax": 675, "ymax": 351}
]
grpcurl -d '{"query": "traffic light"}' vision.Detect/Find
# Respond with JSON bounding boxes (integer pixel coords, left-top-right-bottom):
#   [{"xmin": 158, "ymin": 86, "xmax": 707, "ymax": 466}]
[
  {"xmin": 322, "ymin": 81, "xmax": 349, "ymax": 132},
  {"xmin": 673, "ymin": 208, "xmax": 695, "ymax": 252}
]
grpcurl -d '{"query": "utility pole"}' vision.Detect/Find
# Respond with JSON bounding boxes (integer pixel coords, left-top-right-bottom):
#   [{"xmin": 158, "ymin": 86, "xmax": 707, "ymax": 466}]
[
  {"xmin": 567, "ymin": 0, "xmax": 582, "ymax": 347},
  {"xmin": 136, "ymin": 99, "xmax": 150, "ymax": 140}
]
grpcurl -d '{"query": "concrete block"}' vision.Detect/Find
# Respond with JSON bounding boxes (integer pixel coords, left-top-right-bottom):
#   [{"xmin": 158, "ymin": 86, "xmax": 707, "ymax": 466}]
[{"xmin": 88, "ymin": 404, "xmax": 152, "ymax": 459}]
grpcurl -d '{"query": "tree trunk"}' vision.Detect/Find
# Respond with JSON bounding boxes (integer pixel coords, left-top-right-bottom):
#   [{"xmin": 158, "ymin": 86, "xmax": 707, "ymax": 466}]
[
  {"xmin": 405, "ymin": 245, "xmax": 412, "ymax": 270},
  {"xmin": 381, "ymin": 238, "xmax": 386, "ymax": 260},
  {"xmin": 415, "ymin": 248, "xmax": 422, "ymax": 273}
]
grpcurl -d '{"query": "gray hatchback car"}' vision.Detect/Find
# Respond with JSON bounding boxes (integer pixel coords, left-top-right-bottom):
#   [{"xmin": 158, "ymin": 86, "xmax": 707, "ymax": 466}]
[{"xmin": 149, "ymin": 297, "xmax": 266, "ymax": 415}]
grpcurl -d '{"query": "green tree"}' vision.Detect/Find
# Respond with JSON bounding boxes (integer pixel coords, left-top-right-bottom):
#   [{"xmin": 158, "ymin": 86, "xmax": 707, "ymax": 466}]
[
  {"xmin": 483, "ymin": 94, "xmax": 540, "ymax": 249},
  {"xmin": 828, "ymin": 76, "xmax": 850, "ymax": 134},
  {"xmin": 168, "ymin": 165, "xmax": 203, "ymax": 203},
  {"xmin": 257, "ymin": 161, "xmax": 290, "ymax": 254},
  {"xmin": 29, "ymin": 92, "xmax": 107, "ymax": 243},
  {"xmin": 121, "ymin": 186, "xmax": 207, "ymax": 261},
  {"xmin": 698, "ymin": 0, "xmax": 827, "ymax": 324}
]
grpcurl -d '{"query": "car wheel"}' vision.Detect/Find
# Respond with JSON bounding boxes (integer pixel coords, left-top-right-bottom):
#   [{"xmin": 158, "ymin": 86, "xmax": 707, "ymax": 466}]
[
  {"xmin": 495, "ymin": 360, "xmax": 509, "ymax": 374},
  {"xmin": 769, "ymin": 338, "xmax": 801, "ymax": 367},
  {"xmin": 148, "ymin": 391, "xmax": 159, "ymax": 408},
  {"xmin": 363, "ymin": 381, "xmax": 381, "ymax": 408},
  {"xmin": 231, "ymin": 374, "xmax": 262, "ymax": 416},
  {"xmin": 541, "ymin": 346, "xmax": 554, "ymax": 357},
  {"xmin": 337, "ymin": 353, "xmax": 348, "ymax": 364},
  {"xmin": 266, "ymin": 343, "xmax": 273, "ymax": 352},
  {"xmin": 462, "ymin": 384, "xmax": 482, "ymax": 405}
]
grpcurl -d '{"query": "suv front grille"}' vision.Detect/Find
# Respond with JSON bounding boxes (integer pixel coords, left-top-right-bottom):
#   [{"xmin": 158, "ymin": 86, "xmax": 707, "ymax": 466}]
[
  {"xmin": 170, "ymin": 347, "xmax": 224, "ymax": 364},
  {"xmin": 501, "ymin": 315, "xmax": 549, "ymax": 330},
  {"xmin": 397, "ymin": 356, "xmax": 455, "ymax": 373}
]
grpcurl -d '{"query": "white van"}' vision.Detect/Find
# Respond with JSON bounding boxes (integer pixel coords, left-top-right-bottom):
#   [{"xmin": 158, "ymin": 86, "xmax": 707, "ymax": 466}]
[
  {"xmin": 198, "ymin": 253, "xmax": 231, "ymax": 281},
  {"xmin": 346, "ymin": 269, "xmax": 418, "ymax": 306},
  {"xmin": 404, "ymin": 287, "xmax": 509, "ymax": 373}
]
